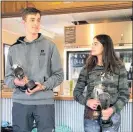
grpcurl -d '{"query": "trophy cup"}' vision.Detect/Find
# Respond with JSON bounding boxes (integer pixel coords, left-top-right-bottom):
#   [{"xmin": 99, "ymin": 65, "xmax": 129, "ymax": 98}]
[
  {"xmin": 92, "ymin": 84, "xmax": 104, "ymax": 120},
  {"xmin": 12, "ymin": 64, "xmax": 37, "ymax": 92},
  {"xmin": 98, "ymin": 92, "xmax": 113, "ymax": 128},
  {"xmin": 92, "ymin": 84, "xmax": 113, "ymax": 128}
]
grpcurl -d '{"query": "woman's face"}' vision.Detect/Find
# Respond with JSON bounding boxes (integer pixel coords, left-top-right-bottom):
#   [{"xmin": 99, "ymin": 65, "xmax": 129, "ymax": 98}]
[{"xmin": 91, "ymin": 38, "xmax": 104, "ymax": 56}]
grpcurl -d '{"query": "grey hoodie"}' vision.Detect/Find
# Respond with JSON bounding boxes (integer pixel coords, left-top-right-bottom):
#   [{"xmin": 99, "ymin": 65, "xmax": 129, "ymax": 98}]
[{"xmin": 4, "ymin": 33, "xmax": 64, "ymax": 105}]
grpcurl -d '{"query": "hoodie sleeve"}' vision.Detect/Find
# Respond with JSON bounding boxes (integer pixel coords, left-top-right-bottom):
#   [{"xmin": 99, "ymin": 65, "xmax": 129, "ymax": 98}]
[
  {"xmin": 43, "ymin": 44, "xmax": 64, "ymax": 90},
  {"xmin": 4, "ymin": 47, "xmax": 16, "ymax": 88},
  {"xmin": 112, "ymin": 65, "xmax": 130, "ymax": 113}
]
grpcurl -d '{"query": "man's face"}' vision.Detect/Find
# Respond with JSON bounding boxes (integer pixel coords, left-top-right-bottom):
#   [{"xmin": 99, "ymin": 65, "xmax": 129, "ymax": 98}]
[{"xmin": 23, "ymin": 13, "xmax": 41, "ymax": 34}]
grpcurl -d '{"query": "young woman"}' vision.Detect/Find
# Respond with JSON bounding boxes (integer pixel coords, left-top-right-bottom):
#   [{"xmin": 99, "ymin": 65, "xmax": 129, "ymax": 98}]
[{"xmin": 73, "ymin": 34, "xmax": 129, "ymax": 132}]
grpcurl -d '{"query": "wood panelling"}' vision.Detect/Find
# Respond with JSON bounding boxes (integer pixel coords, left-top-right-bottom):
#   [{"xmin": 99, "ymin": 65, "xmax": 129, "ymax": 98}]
[
  {"xmin": 2, "ymin": 2, "xmax": 27, "ymax": 16},
  {"xmin": 2, "ymin": 1, "xmax": 132, "ymax": 18}
]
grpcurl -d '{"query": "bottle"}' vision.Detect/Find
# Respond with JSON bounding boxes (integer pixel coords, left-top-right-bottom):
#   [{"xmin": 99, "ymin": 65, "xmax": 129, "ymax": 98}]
[
  {"xmin": 119, "ymin": 33, "xmax": 124, "ymax": 46},
  {"xmin": 128, "ymin": 67, "xmax": 132, "ymax": 80},
  {"xmin": 120, "ymin": 53, "xmax": 124, "ymax": 62},
  {"xmin": 70, "ymin": 80, "xmax": 73, "ymax": 96},
  {"xmin": 131, "ymin": 63, "xmax": 133, "ymax": 80},
  {"xmin": 131, "ymin": 67, "xmax": 133, "ymax": 80}
]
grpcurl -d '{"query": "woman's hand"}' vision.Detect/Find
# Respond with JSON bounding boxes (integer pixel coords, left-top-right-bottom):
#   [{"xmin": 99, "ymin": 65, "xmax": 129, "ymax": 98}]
[
  {"xmin": 102, "ymin": 107, "xmax": 114, "ymax": 120},
  {"xmin": 86, "ymin": 99, "xmax": 101, "ymax": 110}
]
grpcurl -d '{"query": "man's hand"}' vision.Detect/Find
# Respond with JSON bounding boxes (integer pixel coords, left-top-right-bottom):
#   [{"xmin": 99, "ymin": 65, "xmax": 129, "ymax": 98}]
[
  {"xmin": 25, "ymin": 82, "xmax": 45, "ymax": 95},
  {"xmin": 14, "ymin": 77, "xmax": 27, "ymax": 86},
  {"xmin": 86, "ymin": 99, "xmax": 101, "ymax": 110},
  {"xmin": 102, "ymin": 107, "xmax": 114, "ymax": 120}
]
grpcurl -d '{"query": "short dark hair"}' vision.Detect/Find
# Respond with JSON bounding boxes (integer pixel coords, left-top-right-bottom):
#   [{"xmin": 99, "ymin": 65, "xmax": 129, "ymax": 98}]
[{"xmin": 21, "ymin": 7, "xmax": 41, "ymax": 20}]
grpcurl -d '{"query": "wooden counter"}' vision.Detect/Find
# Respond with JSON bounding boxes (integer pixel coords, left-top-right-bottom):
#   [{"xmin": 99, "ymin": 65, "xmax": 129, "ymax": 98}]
[
  {"xmin": 1, "ymin": 90, "xmax": 74, "ymax": 100},
  {"xmin": 1, "ymin": 90, "xmax": 132, "ymax": 102}
]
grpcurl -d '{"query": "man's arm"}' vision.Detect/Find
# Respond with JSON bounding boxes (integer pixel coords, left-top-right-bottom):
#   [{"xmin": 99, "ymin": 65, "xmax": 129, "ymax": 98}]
[
  {"xmin": 43, "ymin": 44, "xmax": 64, "ymax": 90},
  {"xmin": 4, "ymin": 47, "xmax": 16, "ymax": 88}
]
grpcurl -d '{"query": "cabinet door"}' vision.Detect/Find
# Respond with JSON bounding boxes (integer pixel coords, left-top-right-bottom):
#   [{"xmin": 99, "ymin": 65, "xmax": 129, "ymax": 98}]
[
  {"xmin": 104, "ymin": 21, "xmax": 132, "ymax": 44},
  {"xmin": 64, "ymin": 25, "xmax": 91, "ymax": 48},
  {"xmin": 2, "ymin": 2, "xmax": 27, "ymax": 16}
]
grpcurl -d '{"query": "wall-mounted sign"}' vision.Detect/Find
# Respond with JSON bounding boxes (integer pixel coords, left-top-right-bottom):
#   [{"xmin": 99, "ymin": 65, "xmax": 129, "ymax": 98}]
[{"xmin": 64, "ymin": 26, "xmax": 76, "ymax": 44}]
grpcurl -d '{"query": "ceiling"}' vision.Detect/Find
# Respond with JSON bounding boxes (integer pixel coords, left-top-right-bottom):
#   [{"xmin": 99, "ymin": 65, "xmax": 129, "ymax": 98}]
[
  {"xmin": 2, "ymin": 1, "xmax": 132, "ymax": 17},
  {"xmin": 2, "ymin": 8, "xmax": 132, "ymax": 37}
]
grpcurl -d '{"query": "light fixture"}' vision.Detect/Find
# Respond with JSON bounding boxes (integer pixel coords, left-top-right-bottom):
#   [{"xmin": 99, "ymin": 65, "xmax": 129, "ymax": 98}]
[{"xmin": 72, "ymin": 21, "xmax": 88, "ymax": 25}]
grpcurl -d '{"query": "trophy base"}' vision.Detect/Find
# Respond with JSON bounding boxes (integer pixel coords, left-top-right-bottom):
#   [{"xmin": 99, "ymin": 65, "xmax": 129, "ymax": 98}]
[
  {"xmin": 18, "ymin": 86, "xmax": 27, "ymax": 92},
  {"xmin": 92, "ymin": 110, "xmax": 100, "ymax": 120},
  {"xmin": 101, "ymin": 119, "xmax": 113, "ymax": 128},
  {"xmin": 25, "ymin": 80, "xmax": 37, "ymax": 90},
  {"xmin": 18, "ymin": 80, "xmax": 37, "ymax": 92}
]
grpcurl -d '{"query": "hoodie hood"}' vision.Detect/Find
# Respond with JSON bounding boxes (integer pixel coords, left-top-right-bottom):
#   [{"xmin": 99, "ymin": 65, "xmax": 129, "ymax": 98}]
[{"xmin": 13, "ymin": 33, "xmax": 44, "ymax": 45}]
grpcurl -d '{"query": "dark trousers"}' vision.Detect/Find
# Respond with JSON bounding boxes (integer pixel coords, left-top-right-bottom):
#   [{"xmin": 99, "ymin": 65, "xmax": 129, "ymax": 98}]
[{"xmin": 12, "ymin": 102, "xmax": 55, "ymax": 132}]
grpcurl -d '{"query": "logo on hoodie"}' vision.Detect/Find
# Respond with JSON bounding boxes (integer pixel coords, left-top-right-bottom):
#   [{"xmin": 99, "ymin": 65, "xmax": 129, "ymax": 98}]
[{"xmin": 40, "ymin": 50, "xmax": 45, "ymax": 56}]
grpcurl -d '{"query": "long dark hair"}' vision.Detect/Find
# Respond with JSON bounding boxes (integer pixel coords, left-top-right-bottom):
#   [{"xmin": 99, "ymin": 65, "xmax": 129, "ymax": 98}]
[{"xmin": 86, "ymin": 34, "xmax": 122, "ymax": 73}]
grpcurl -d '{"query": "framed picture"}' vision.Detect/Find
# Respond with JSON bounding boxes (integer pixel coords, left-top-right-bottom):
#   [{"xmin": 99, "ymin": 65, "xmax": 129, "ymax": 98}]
[{"xmin": 3, "ymin": 44, "xmax": 10, "ymax": 76}]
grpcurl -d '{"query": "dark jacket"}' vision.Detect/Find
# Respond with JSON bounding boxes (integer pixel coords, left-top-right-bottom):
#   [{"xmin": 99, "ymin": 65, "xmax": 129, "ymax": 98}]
[{"xmin": 73, "ymin": 65, "xmax": 129, "ymax": 113}]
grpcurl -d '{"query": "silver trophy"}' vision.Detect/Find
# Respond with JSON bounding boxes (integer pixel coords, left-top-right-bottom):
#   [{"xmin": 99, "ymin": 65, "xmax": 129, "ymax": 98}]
[
  {"xmin": 98, "ymin": 92, "xmax": 113, "ymax": 128},
  {"xmin": 12, "ymin": 64, "xmax": 37, "ymax": 92},
  {"xmin": 92, "ymin": 84, "xmax": 104, "ymax": 120},
  {"xmin": 92, "ymin": 84, "xmax": 113, "ymax": 128}
]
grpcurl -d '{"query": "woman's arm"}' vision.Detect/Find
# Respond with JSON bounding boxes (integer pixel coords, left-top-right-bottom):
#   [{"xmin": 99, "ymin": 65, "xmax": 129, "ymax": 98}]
[
  {"xmin": 112, "ymin": 65, "xmax": 130, "ymax": 113},
  {"xmin": 73, "ymin": 66, "xmax": 88, "ymax": 105}
]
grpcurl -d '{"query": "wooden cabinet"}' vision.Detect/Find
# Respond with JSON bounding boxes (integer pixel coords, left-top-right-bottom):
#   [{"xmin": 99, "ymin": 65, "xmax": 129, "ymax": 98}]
[
  {"xmin": 64, "ymin": 25, "xmax": 91, "ymax": 48},
  {"xmin": 2, "ymin": 2, "xmax": 132, "ymax": 17},
  {"xmin": 2, "ymin": 2, "xmax": 27, "ymax": 16},
  {"xmin": 104, "ymin": 21, "xmax": 132, "ymax": 44},
  {"xmin": 64, "ymin": 21, "xmax": 132, "ymax": 48}
]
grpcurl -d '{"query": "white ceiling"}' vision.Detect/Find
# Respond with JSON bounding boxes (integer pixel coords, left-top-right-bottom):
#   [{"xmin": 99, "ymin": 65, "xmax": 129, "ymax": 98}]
[{"xmin": 2, "ymin": 8, "xmax": 132, "ymax": 37}]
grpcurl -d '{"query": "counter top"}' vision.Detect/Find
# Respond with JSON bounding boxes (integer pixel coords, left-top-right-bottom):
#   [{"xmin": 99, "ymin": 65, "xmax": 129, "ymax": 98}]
[
  {"xmin": 1, "ymin": 90, "xmax": 132, "ymax": 102},
  {"xmin": 1, "ymin": 90, "xmax": 74, "ymax": 100}
]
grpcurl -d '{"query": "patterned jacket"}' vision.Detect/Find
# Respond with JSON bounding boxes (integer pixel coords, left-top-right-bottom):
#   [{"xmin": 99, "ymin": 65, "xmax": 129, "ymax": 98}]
[{"xmin": 73, "ymin": 65, "xmax": 129, "ymax": 113}]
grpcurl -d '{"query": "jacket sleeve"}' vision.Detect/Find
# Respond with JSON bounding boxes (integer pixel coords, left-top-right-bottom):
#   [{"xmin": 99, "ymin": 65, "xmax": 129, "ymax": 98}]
[
  {"xmin": 112, "ymin": 65, "xmax": 130, "ymax": 113},
  {"xmin": 4, "ymin": 47, "xmax": 16, "ymax": 88},
  {"xmin": 73, "ymin": 67, "xmax": 88, "ymax": 105},
  {"xmin": 43, "ymin": 44, "xmax": 64, "ymax": 90}
]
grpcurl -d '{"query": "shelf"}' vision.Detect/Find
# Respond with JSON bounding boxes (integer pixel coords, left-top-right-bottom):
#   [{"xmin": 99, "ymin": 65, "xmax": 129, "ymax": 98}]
[
  {"xmin": 71, "ymin": 78, "xmax": 78, "ymax": 80},
  {"xmin": 128, "ymin": 80, "xmax": 133, "ymax": 82}
]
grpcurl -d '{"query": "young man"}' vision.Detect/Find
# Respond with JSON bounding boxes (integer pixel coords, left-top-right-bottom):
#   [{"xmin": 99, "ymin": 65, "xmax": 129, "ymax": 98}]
[{"xmin": 4, "ymin": 7, "xmax": 64, "ymax": 132}]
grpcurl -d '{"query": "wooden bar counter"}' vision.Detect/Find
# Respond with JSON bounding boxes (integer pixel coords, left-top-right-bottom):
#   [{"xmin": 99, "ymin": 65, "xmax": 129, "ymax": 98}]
[
  {"xmin": 1, "ymin": 89, "xmax": 133, "ymax": 102},
  {"xmin": 1, "ymin": 89, "xmax": 74, "ymax": 100},
  {"xmin": 1, "ymin": 88, "xmax": 132, "ymax": 132}
]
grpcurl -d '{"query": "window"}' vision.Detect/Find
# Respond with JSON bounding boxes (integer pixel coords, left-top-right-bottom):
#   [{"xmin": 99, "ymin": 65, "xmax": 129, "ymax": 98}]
[{"xmin": 4, "ymin": 44, "xmax": 10, "ymax": 76}]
